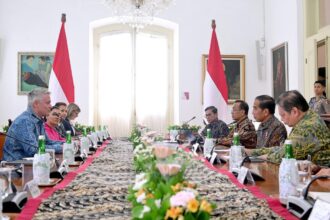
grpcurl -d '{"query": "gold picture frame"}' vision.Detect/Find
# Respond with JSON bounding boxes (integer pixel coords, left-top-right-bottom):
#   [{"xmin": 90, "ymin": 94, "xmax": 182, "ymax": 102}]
[
  {"xmin": 202, "ymin": 54, "xmax": 245, "ymax": 104},
  {"xmin": 271, "ymin": 42, "xmax": 288, "ymax": 99},
  {"xmin": 17, "ymin": 52, "xmax": 54, "ymax": 95}
]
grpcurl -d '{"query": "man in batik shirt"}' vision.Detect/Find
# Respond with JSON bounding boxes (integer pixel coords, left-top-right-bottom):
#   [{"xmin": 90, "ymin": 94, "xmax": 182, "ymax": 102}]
[
  {"xmin": 249, "ymin": 90, "xmax": 330, "ymax": 167},
  {"xmin": 252, "ymin": 95, "xmax": 287, "ymax": 148},
  {"xmin": 217, "ymin": 100, "xmax": 257, "ymax": 149},
  {"xmin": 201, "ymin": 106, "xmax": 229, "ymax": 139}
]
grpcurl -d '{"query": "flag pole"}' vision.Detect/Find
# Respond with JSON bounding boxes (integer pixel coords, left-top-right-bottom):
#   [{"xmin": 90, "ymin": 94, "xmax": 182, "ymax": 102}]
[
  {"xmin": 61, "ymin": 13, "xmax": 66, "ymax": 23},
  {"xmin": 49, "ymin": 13, "xmax": 75, "ymax": 104},
  {"xmin": 211, "ymin": 19, "xmax": 216, "ymax": 29}
]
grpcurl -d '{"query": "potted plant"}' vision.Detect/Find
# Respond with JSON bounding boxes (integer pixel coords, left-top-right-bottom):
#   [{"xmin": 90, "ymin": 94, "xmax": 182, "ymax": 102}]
[{"xmin": 167, "ymin": 125, "xmax": 180, "ymax": 142}]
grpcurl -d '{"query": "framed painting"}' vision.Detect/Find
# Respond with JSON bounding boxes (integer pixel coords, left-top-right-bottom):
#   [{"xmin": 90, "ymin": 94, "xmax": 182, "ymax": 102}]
[
  {"xmin": 17, "ymin": 52, "xmax": 54, "ymax": 95},
  {"xmin": 202, "ymin": 54, "xmax": 245, "ymax": 104},
  {"xmin": 272, "ymin": 42, "xmax": 288, "ymax": 99}
]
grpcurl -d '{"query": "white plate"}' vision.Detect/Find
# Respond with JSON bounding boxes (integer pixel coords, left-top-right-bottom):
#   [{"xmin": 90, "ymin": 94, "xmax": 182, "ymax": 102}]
[
  {"xmin": 23, "ymin": 157, "xmax": 34, "ymax": 161},
  {"xmin": 0, "ymin": 167, "xmax": 16, "ymax": 173},
  {"xmin": 214, "ymin": 149, "xmax": 230, "ymax": 153}
]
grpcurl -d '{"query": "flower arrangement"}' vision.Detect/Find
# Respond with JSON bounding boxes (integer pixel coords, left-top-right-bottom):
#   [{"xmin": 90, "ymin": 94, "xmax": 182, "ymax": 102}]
[{"xmin": 128, "ymin": 137, "xmax": 215, "ymax": 219}]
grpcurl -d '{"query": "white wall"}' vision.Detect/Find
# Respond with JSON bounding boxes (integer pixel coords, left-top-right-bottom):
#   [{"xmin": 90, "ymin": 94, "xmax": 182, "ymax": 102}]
[
  {"xmin": 265, "ymin": 0, "xmax": 304, "ymax": 93},
  {"xmin": 0, "ymin": 0, "xmax": 303, "ymax": 128}
]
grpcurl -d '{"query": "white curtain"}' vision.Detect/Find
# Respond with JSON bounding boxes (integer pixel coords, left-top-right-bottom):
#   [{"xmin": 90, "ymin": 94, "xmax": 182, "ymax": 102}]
[
  {"xmin": 136, "ymin": 32, "xmax": 169, "ymax": 133},
  {"xmin": 97, "ymin": 29, "xmax": 171, "ymax": 137},
  {"xmin": 98, "ymin": 33, "xmax": 133, "ymax": 138}
]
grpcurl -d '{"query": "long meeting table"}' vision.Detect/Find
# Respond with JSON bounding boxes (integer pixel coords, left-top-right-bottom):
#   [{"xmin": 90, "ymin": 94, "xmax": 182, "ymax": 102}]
[{"xmin": 4, "ymin": 140, "xmax": 329, "ymax": 219}]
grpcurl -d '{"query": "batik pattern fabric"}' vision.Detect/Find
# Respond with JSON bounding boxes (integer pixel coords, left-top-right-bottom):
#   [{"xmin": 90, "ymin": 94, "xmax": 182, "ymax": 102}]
[
  {"xmin": 33, "ymin": 140, "xmax": 284, "ymax": 219},
  {"xmin": 217, "ymin": 116, "xmax": 257, "ymax": 149},
  {"xmin": 201, "ymin": 119, "xmax": 229, "ymax": 139},
  {"xmin": 256, "ymin": 115, "xmax": 287, "ymax": 148},
  {"xmin": 252, "ymin": 110, "xmax": 330, "ymax": 167}
]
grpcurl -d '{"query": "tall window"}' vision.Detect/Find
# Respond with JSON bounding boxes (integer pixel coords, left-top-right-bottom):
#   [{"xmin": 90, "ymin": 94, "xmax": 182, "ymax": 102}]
[{"xmin": 96, "ymin": 26, "xmax": 173, "ymax": 137}]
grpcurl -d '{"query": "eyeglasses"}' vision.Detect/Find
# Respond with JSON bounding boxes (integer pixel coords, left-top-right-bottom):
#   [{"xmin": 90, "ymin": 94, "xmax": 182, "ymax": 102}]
[{"xmin": 51, "ymin": 113, "xmax": 60, "ymax": 117}]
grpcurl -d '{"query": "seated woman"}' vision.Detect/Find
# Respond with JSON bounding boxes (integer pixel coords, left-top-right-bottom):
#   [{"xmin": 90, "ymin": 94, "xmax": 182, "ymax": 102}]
[
  {"xmin": 309, "ymin": 80, "xmax": 329, "ymax": 115},
  {"xmin": 45, "ymin": 106, "xmax": 65, "ymax": 142},
  {"xmin": 62, "ymin": 103, "xmax": 81, "ymax": 136}
]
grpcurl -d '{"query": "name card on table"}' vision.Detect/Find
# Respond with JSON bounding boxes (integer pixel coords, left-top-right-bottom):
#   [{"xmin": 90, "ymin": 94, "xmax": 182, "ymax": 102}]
[
  {"xmin": 192, "ymin": 143, "xmax": 199, "ymax": 156},
  {"xmin": 308, "ymin": 199, "xmax": 330, "ymax": 220},
  {"xmin": 209, "ymin": 152, "xmax": 218, "ymax": 165},
  {"xmin": 59, "ymin": 159, "xmax": 69, "ymax": 173},
  {"xmin": 237, "ymin": 166, "xmax": 255, "ymax": 185},
  {"xmin": 0, "ymin": 179, "xmax": 5, "ymax": 189},
  {"xmin": 24, "ymin": 180, "xmax": 41, "ymax": 198}
]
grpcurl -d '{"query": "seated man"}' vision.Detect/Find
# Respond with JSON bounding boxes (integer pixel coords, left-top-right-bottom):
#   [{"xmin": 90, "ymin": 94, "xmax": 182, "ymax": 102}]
[
  {"xmin": 3, "ymin": 88, "xmax": 63, "ymax": 161},
  {"xmin": 201, "ymin": 106, "xmax": 229, "ymax": 139},
  {"xmin": 54, "ymin": 102, "xmax": 67, "ymax": 138},
  {"xmin": 45, "ymin": 106, "xmax": 65, "ymax": 142},
  {"xmin": 252, "ymin": 95, "xmax": 287, "ymax": 148},
  {"xmin": 217, "ymin": 100, "xmax": 257, "ymax": 148},
  {"xmin": 250, "ymin": 90, "xmax": 330, "ymax": 167}
]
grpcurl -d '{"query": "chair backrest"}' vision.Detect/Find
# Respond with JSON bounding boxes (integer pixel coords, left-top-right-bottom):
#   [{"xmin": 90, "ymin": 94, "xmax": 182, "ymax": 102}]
[{"xmin": 0, "ymin": 133, "xmax": 6, "ymax": 160}]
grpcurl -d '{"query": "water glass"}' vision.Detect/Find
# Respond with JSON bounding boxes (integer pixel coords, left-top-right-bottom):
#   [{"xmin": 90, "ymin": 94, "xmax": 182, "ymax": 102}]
[
  {"xmin": 296, "ymin": 160, "xmax": 311, "ymax": 184},
  {"xmin": 229, "ymin": 145, "xmax": 244, "ymax": 172}
]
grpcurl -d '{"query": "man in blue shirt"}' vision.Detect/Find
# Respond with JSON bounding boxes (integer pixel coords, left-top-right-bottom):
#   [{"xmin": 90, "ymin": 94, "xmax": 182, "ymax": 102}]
[{"xmin": 3, "ymin": 88, "xmax": 63, "ymax": 161}]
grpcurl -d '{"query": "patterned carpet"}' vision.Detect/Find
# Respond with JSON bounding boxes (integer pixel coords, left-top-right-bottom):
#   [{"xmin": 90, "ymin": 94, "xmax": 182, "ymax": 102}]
[{"xmin": 33, "ymin": 141, "xmax": 284, "ymax": 219}]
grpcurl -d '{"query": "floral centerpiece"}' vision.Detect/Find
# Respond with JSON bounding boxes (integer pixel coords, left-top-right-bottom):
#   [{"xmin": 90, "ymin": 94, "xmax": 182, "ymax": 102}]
[{"xmin": 128, "ymin": 133, "xmax": 215, "ymax": 219}]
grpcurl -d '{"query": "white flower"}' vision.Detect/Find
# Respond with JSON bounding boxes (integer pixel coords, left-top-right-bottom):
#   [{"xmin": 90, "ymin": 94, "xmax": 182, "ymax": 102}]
[
  {"xmin": 170, "ymin": 191, "xmax": 196, "ymax": 207},
  {"xmin": 139, "ymin": 205, "xmax": 151, "ymax": 218},
  {"xmin": 133, "ymin": 179, "xmax": 148, "ymax": 190},
  {"xmin": 134, "ymin": 144, "xmax": 144, "ymax": 153},
  {"xmin": 135, "ymin": 173, "xmax": 146, "ymax": 182},
  {"xmin": 136, "ymin": 192, "xmax": 146, "ymax": 203},
  {"xmin": 155, "ymin": 199, "xmax": 161, "ymax": 208}
]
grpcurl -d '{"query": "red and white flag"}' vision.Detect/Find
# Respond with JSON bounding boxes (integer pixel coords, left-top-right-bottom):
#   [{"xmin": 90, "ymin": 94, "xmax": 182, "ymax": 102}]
[
  {"xmin": 49, "ymin": 14, "xmax": 75, "ymax": 104},
  {"xmin": 203, "ymin": 20, "xmax": 228, "ymax": 121}
]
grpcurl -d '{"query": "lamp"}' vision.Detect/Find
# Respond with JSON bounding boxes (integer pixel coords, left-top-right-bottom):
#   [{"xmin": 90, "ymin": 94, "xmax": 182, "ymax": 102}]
[{"xmin": 103, "ymin": 0, "xmax": 174, "ymax": 29}]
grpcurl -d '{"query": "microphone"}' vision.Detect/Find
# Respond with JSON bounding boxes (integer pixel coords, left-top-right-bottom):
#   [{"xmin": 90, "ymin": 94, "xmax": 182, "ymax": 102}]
[
  {"xmin": 240, "ymin": 156, "xmax": 251, "ymax": 167},
  {"xmin": 287, "ymin": 175, "xmax": 330, "ymax": 219},
  {"xmin": 231, "ymin": 156, "xmax": 265, "ymax": 181},
  {"xmin": 0, "ymin": 132, "xmax": 66, "ymax": 178},
  {"xmin": 302, "ymin": 175, "xmax": 330, "ymax": 200},
  {"xmin": 0, "ymin": 131, "xmax": 38, "ymax": 149},
  {"xmin": 182, "ymin": 116, "xmax": 196, "ymax": 125}
]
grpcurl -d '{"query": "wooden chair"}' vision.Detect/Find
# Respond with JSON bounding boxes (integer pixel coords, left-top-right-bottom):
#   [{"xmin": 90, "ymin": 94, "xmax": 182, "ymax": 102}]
[{"xmin": 0, "ymin": 133, "xmax": 6, "ymax": 160}]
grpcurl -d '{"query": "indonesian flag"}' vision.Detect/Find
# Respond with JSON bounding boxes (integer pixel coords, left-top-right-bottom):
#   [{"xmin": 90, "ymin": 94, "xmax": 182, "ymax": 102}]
[
  {"xmin": 203, "ymin": 20, "xmax": 228, "ymax": 121},
  {"xmin": 49, "ymin": 14, "xmax": 75, "ymax": 104}
]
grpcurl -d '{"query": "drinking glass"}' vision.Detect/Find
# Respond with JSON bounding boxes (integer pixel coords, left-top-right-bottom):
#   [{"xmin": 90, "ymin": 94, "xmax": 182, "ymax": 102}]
[
  {"xmin": 295, "ymin": 159, "xmax": 311, "ymax": 195},
  {"xmin": 46, "ymin": 149, "xmax": 56, "ymax": 169},
  {"xmin": 0, "ymin": 167, "xmax": 11, "ymax": 220},
  {"xmin": 297, "ymin": 160, "xmax": 311, "ymax": 183}
]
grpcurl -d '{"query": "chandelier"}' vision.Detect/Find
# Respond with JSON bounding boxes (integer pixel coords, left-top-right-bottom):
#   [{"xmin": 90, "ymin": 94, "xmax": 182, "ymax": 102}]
[{"xmin": 103, "ymin": 0, "xmax": 174, "ymax": 29}]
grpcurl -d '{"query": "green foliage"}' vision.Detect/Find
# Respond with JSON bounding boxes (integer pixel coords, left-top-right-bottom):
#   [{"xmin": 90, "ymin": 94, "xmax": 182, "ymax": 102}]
[
  {"xmin": 167, "ymin": 125, "xmax": 181, "ymax": 131},
  {"xmin": 129, "ymin": 126, "xmax": 214, "ymax": 219},
  {"xmin": 129, "ymin": 125, "xmax": 142, "ymax": 142},
  {"xmin": 74, "ymin": 123, "xmax": 94, "ymax": 133},
  {"xmin": 2, "ymin": 125, "xmax": 9, "ymax": 133},
  {"xmin": 168, "ymin": 124, "xmax": 201, "ymax": 132}
]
